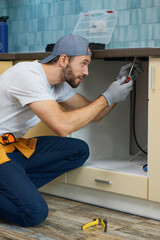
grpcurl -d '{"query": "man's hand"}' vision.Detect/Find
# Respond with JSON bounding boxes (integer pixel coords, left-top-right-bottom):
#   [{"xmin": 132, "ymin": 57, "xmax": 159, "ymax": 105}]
[
  {"xmin": 116, "ymin": 60, "xmax": 143, "ymax": 81},
  {"xmin": 102, "ymin": 76, "xmax": 133, "ymax": 106}
]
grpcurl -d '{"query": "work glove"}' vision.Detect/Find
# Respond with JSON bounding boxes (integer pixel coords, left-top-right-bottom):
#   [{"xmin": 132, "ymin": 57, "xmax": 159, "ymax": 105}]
[
  {"xmin": 103, "ymin": 76, "xmax": 133, "ymax": 106},
  {"xmin": 116, "ymin": 60, "xmax": 143, "ymax": 81}
]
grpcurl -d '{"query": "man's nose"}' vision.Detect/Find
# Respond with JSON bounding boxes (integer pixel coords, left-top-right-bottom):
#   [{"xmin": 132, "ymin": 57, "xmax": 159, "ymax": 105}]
[{"xmin": 83, "ymin": 66, "xmax": 89, "ymax": 76}]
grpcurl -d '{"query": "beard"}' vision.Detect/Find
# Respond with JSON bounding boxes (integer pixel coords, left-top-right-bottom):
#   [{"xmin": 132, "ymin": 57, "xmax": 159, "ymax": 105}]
[{"xmin": 62, "ymin": 63, "xmax": 85, "ymax": 88}]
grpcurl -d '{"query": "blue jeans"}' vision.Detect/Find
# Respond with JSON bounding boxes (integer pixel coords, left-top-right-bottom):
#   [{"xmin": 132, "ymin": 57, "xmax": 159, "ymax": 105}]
[{"xmin": 0, "ymin": 136, "xmax": 89, "ymax": 227}]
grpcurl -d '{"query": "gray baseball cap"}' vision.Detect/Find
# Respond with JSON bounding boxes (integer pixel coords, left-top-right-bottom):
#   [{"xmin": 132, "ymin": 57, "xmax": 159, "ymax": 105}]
[{"xmin": 40, "ymin": 34, "xmax": 91, "ymax": 64}]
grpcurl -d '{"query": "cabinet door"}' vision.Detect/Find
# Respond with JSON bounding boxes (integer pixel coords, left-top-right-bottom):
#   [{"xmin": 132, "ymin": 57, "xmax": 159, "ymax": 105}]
[
  {"xmin": 148, "ymin": 57, "xmax": 160, "ymax": 202},
  {"xmin": 24, "ymin": 121, "xmax": 58, "ymax": 138},
  {"xmin": 0, "ymin": 61, "xmax": 13, "ymax": 74},
  {"xmin": 68, "ymin": 167, "xmax": 147, "ymax": 199}
]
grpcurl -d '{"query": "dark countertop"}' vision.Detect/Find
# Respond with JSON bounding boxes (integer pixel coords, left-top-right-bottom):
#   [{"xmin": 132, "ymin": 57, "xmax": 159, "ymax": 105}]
[{"xmin": 0, "ymin": 48, "xmax": 160, "ymax": 60}]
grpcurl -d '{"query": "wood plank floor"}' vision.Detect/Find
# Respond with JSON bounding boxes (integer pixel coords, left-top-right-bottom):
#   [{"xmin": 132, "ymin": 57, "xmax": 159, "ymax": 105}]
[{"xmin": 0, "ymin": 193, "xmax": 160, "ymax": 240}]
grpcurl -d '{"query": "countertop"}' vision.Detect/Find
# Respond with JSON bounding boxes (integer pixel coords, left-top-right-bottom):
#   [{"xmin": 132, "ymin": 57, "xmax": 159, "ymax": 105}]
[{"xmin": 0, "ymin": 48, "xmax": 160, "ymax": 60}]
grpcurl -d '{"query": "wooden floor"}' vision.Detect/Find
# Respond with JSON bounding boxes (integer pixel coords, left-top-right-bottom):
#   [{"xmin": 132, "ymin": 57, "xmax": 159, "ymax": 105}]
[{"xmin": 0, "ymin": 193, "xmax": 160, "ymax": 240}]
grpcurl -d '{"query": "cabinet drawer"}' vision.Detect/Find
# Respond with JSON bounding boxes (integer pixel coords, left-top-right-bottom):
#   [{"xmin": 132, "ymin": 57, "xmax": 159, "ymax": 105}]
[{"xmin": 68, "ymin": 167, "xmax": 148, "ymax": 199}]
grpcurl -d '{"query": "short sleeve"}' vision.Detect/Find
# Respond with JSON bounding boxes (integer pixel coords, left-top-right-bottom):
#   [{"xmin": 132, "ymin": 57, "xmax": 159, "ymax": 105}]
[
  {"xmin": 55, "ymin": 82, "xmax": 76, "ymax": 102},
  {"xmin": 10, "ymin": 70, "xmax": 54, "ymax": 107}
]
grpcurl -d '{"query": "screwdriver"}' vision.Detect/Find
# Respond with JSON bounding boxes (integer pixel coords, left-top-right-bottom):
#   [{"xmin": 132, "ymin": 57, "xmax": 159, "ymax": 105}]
[{"xmin": 125, "ymin": 57, "xmax": 137, "ymax": 83}]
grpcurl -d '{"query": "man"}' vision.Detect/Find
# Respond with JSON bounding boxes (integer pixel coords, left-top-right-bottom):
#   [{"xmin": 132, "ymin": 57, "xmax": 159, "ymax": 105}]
[{"xmin": 0, "ymin": 34, "xmax": 141, "ymax": 227}]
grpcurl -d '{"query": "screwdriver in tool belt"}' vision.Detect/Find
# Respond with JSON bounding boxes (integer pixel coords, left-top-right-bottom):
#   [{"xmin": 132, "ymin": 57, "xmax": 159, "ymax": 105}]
[{"xmin": 125, "ymin": 57, "xmax": 137, "ymax": 83}]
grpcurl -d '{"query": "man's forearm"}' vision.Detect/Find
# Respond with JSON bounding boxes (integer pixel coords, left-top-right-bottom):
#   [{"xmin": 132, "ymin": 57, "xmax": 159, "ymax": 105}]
[
  {"xmin": 92, "ymin": 103, "xmax": 116, "ymax": 122},
  {"xmin": 30, "ymin": 96, "xmax": 108, "ymax": 137},
  {"xmin": 62, "ymin": 95, "xmax": 108, "ymax": 136}
]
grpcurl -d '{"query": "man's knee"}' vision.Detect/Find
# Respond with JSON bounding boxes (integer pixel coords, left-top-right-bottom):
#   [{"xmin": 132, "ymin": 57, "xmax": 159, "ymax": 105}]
[
  {"xmin": 76, "ymin": 139, "xmax": 90, "ymax": 166},
  {"xmin": 19, "ymin": 197, "xmax": 48, "ymax": 227},
  {"xmin": 81, "ymin": 140, "xmax": 90, "ymax": 159}
]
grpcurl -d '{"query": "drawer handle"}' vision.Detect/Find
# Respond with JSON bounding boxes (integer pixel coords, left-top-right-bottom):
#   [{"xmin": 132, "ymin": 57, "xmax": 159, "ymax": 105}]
[{"xmin": 95, "ymin": 179, "xmax": 112, "ymax": 185}]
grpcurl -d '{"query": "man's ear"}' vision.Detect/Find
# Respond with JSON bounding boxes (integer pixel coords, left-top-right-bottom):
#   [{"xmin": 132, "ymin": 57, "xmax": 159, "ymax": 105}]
[{"xmin": 59, "ymin": 54, "xmax": 69, "ymax": 67}]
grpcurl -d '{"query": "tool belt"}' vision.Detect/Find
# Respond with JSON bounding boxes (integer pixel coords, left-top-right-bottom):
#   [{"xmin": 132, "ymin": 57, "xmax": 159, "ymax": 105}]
[{"xmin": 0, "ymin": 133, "xmax": 37, "ymax": 164}]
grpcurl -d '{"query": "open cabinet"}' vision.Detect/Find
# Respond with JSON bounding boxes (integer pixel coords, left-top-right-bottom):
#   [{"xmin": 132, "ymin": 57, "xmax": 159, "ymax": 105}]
[
  {"xmin": 39, "ymin": 56, "xmax": 160, "ymax": 219},
  {"xmin": 1, "ymin": 54, "xmax": 160, "ymax": 219},
  {"xmin": 67, "ymin": 59, "xmax": 148, "ymax": 199}
]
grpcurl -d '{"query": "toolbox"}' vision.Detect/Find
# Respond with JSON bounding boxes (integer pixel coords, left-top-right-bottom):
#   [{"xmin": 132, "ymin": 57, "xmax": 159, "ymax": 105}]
[{"xmin": 73, "ymin": 10, "xmax": 117, "ymax": 46}]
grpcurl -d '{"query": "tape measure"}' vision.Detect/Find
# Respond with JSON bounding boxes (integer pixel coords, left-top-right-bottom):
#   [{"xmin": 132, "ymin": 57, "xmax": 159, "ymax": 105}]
[{"xmin": 2, "ymin": 133, "xmax": 16, "ymax": 145}]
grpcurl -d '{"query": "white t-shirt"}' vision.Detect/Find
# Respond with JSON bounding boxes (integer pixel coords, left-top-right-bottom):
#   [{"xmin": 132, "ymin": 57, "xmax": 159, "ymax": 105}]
[{"xmin": 0, "ymin": 60, "xmax": 75, "ymax": 137}]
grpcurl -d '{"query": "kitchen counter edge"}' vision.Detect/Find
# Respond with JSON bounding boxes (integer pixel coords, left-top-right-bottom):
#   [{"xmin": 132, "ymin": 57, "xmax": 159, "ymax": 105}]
[{"xmin": 0, "ymin": 48, "xmax": 160, "ymax": 60}]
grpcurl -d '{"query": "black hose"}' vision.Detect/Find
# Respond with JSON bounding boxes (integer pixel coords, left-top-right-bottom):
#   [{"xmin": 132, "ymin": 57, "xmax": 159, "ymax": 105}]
[{"xmin": 133, "ymin": 81, "xmax": 147, "ymax": 155}]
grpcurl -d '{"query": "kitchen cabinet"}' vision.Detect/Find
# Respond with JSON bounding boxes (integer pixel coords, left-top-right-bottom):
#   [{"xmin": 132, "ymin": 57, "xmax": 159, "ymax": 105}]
[
  {"xmin": 0, "ymin": 61, "xmax": 13, "ymax": 74},
  {"xmin": 66, "ymin": 58, "xmax": 148, "ymax": 199},
  {"xmin": 148, "ymin": 57, "xmax": 160, "ymax": 202},
  {"xmin": 40, "ymin": 57, "xmax": 160, "ymax": 219},
  {"xmin": 1, "ymin": 51, "xmax": 160, "ymax": 219}
]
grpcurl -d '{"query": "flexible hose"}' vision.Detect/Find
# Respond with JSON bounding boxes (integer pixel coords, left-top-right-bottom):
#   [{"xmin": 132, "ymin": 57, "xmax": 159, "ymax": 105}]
[{"xmin": 132, "ymin": 81, "xmax": 147, "ymax": 155}]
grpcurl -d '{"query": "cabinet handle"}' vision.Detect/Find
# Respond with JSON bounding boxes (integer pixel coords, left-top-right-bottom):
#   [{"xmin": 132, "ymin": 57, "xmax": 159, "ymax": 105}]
[
  {"xmin": 150, "ymin": 66, "xmax": 155, "ymax": 90},
  {"xmin": 95, "ymin": 179, "xmax": 112, "ymax": 185}
]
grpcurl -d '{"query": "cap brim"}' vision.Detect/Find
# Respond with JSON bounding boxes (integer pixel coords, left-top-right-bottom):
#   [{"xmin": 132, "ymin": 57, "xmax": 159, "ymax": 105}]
[{"xmin": 40, "ymin": 53, "xmax": 56, "ymax": 63}]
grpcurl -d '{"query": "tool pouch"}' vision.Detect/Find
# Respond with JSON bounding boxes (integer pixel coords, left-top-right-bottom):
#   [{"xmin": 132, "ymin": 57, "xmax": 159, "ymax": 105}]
[{"xmin": 0, "ymin": 133, "xmax": 37, "ymax": 164}]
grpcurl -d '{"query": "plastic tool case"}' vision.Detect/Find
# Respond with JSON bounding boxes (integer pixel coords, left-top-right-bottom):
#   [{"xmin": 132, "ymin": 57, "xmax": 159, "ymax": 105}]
[{"xmin": 73, "ymin": 10, "xmax": 117, "ymax": 46}]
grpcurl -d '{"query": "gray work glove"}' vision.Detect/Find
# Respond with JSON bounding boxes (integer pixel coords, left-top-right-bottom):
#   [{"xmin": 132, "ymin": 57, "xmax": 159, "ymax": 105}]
[
  {"xmin": 103, "ymin": 76, "xmax": 133, "ymax": 106},
  {"xmin": 116, "ymin": 60, "xmax": 143, "ymax": 81}
]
